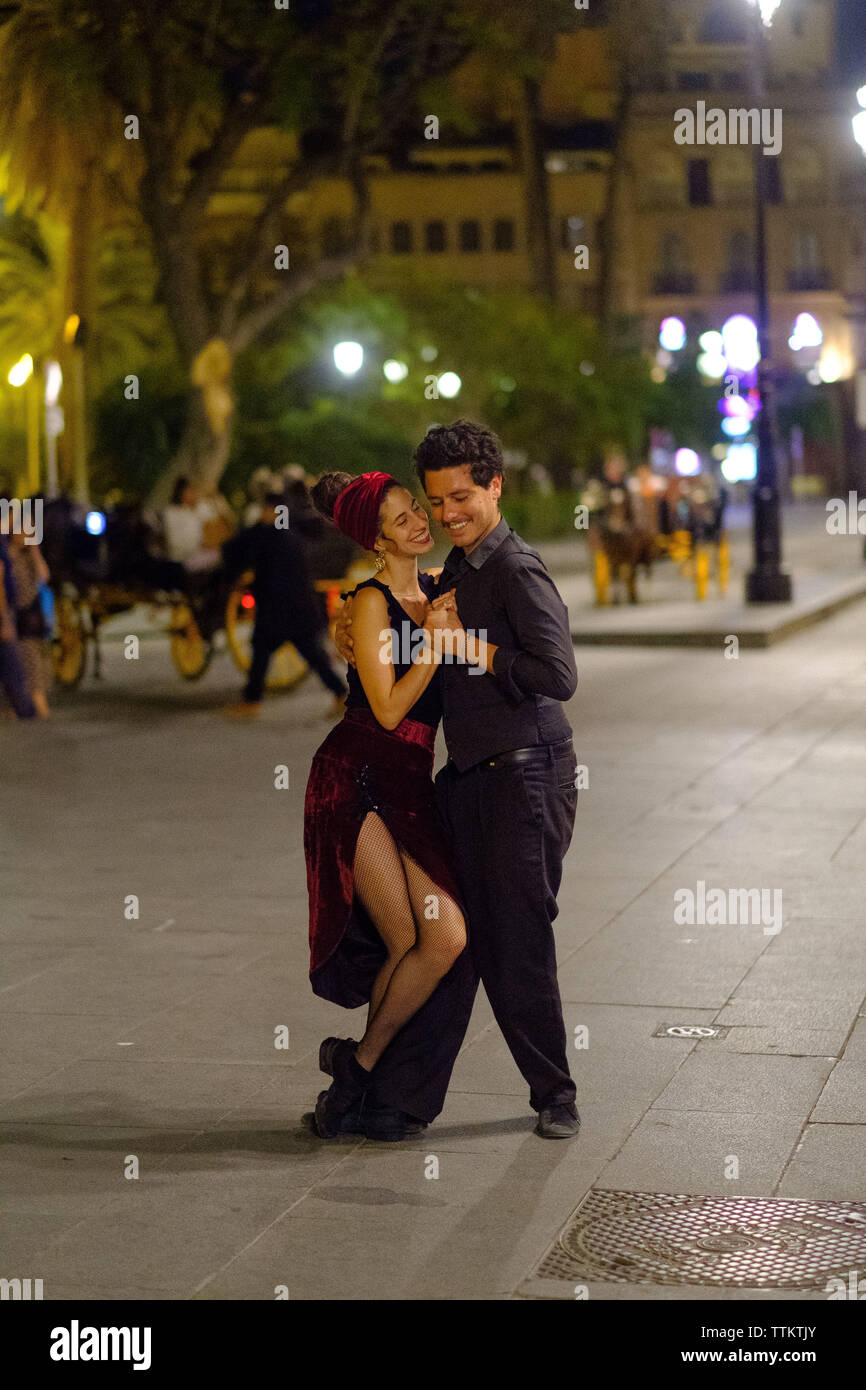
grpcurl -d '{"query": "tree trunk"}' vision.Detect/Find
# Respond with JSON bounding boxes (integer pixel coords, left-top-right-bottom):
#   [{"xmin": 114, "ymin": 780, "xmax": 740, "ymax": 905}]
[
  {"xmin": 149, "ymin": 383, "xmax": 235, "ymax": 507},
  {"xmin": 60, "ymin": 156, "xmax": 98, "ymax": 502},
  {"xmin": 513, "ymin": 74, "xmax": 557, "ymax": 301}
]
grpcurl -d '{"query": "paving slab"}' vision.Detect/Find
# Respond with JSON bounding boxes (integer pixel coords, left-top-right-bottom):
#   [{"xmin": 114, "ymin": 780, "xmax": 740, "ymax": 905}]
[
  {"xmin": 2, "ymin": 551, "xmax": 865, "ymax": 1300},
  {"xmin": 777, "ymin": 1124, "xmax": 866, "ymax": 1202}
]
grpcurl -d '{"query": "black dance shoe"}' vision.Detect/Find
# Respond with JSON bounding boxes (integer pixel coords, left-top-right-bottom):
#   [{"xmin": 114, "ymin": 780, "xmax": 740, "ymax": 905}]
[
  {"xmin": 312, "ymin": 1092, "xmax": 427, "ymax": 1141},
  {"xmin": 535, "ymin": 1102, "xmax": 581, "ymax": 1139},
  {"xmin": 319, "ymin": 1036, "xmax": 360, "ymax": 1079}
]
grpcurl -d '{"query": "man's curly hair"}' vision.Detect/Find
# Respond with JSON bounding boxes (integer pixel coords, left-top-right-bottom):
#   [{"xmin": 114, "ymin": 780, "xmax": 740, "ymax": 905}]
[{"xmin": 413, "ymin": 419, "xmax": 504, "ymax": 489}]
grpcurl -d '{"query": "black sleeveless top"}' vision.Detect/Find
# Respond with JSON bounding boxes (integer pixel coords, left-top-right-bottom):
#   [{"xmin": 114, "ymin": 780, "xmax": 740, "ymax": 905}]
[{"xmin": 345, "ymin": 572, "xmax": 442, "ymax": 728}]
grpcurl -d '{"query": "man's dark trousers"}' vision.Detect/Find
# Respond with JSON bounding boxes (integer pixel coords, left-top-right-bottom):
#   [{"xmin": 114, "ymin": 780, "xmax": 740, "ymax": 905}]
[
  {"xmin": 243, "ymin": 622, "xmax": 346, "ymax": 703},
  {"xmin": 434, "ymin": 739, "xmax": 578, "ymax": 1111}
]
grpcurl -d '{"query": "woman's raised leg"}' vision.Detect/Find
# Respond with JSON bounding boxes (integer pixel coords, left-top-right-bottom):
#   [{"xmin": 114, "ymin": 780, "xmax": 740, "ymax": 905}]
[
  {"xmin": 354, "ymin": 843, "xmax": 466, "ymax": 1071},
  {"xmin": 353, "ymin": 812, "xmax": 417, "ymax": 1026}
]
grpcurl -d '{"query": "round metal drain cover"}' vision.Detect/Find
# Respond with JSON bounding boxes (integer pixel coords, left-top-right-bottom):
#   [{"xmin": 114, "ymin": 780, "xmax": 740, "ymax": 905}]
[{"xmin": 538, "ymin": 1190, "xmax": 866, "ymax": 1289}]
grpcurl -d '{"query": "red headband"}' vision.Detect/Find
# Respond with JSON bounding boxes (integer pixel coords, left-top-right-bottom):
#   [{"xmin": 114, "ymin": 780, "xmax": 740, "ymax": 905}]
[{"xmin": 332, "ymin": 471, "xmax": 396, "ymax": 552}]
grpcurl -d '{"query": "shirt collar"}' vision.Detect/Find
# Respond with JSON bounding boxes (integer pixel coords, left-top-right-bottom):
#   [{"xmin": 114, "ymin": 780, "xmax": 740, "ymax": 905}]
[{"xmin": 443, "ymin": 515, "xmax": 508, "ymax": 576}]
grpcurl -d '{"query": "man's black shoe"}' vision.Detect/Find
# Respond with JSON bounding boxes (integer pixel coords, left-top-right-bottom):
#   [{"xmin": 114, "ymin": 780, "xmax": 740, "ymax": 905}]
[
  {"xmin": 311, "ymin": 1092, "xmax": 426, "ymax": 1141},
  {"xmin": 535, "ymin": 1102, "xmax": 581, "ymax": 1139},
  {"xmin": 319, "ymin": 1036, "xmax": 359, "ymax": 1078},
  {"xmin": 364, "ymin": 1100, "xmax": 427, "ymax": 1142}
]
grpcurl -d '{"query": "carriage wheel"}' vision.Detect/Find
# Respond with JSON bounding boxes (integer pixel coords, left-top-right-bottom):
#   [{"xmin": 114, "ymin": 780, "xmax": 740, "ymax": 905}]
[
  {"xmin": 51, "ymin": 596, "xmax": 87, "ymax": 687},
  {"xmin": 224, "ymin": 574, "xmax": 310, "ymax": 692},
  {"xmin": 169, "ymin": 601, "xmax": 214, "ymax": 680}
]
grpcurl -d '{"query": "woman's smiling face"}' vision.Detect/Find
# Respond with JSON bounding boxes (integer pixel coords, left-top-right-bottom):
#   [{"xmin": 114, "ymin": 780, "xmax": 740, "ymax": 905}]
[{"xmin": 378, "ymin": 487, "xmax": 433, "ymax": 556}]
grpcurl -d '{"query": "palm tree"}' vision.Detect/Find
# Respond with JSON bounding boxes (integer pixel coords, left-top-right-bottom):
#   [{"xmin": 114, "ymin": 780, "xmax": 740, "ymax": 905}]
[
  {"xmin": 0, "ymin": 206, "xmax": 174, "ymax": 493},
  {"xmin": 0, "ymin": 0, "xmax": 142, "ymax": 498}
]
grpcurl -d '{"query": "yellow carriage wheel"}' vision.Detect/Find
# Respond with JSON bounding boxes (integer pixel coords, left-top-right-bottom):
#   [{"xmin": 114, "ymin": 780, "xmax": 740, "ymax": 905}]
[
  {"xmin": 224, "ymin": 574, "xmax": 310, "ymax": 692},
  {"xmin": 169, "ymin": 600, "xmax": 213, "ymax": 680},
  {"xmin": 51, "ymin": 596, "xmax": 86, "ymax": 687}
]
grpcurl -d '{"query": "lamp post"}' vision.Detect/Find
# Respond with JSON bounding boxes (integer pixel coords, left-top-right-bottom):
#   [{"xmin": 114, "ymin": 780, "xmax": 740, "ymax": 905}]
[
  {"xmin": 743, "ymin": 0, "xmax": 792, "ymax": 602},
  {"xmin": 7, "ymin": 354, "xmax": 40, "ymax": 495}
]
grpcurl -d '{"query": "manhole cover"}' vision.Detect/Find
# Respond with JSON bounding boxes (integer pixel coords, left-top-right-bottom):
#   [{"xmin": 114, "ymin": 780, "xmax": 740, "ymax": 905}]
[
  {"xmin": 531, "ymin": 1191, "xmax": 866, "ymax": 1289},
  {"xmin": 653, "ymin": 1023, "xmax": 730, "ymax": 1039}
]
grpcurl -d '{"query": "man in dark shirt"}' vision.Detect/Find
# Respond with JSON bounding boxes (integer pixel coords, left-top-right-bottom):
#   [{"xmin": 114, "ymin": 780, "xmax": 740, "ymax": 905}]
[
  {"xmin": 223, "ymin": 493, "xmax": 347, "ymax": 717},
  {"xmin": 335, "ymin": 422, "xmax": 580, "ymax": 1138}
]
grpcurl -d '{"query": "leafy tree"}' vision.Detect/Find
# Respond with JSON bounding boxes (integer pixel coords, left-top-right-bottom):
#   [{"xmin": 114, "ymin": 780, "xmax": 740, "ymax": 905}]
[{"xmin": 0, "ymin": 0, "xmax": 474, "ymax": 498}]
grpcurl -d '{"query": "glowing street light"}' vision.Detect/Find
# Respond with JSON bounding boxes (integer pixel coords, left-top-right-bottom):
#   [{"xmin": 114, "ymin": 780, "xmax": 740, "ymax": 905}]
[
  {"xmin": 8, "ymin": 353, "xmax": 33, "ymax": 387},
  {"xmin": 745, "ymin": 0, "xmax": 782, "ymax": 26},
  {"xmin": 659, "ymin": 317, "xmax": 686, "ymax": 352},
  {"xmin": 333, "ymin": 341, "xmax": 364, "ymax": 375},
  {"xmin": 382, "ymin": 359, "xmax": 408, "ymax": 382},
  {"xmin": 437, "ymin": 372, "xmax": 461, "ymax": 399}
]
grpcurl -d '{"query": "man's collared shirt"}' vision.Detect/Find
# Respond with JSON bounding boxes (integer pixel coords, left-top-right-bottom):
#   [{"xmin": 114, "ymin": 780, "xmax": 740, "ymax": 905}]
[{"xmin": 436, "ymin": 517, "xmax": 577, "ymax": 771}]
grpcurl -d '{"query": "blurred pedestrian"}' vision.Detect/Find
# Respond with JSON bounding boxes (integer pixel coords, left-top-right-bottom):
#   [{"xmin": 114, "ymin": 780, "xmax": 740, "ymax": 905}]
[
  {"xmin": 8, "ymin": 529, "xmax": 52, "ymax": 718},
  {"xmin": 243, "ymin": 467, "xmax": 282, "ymax": 527},
  {"xmin": 0, "ymin": 532, "xmax": 37, "ymax": 720},
  {"xmin": 222, "ymin": 491, "xmax": 348, "ymax": 717},
  {"xmin": 162, "ymin": 478, "xmax": 221, "ymax": 573}
]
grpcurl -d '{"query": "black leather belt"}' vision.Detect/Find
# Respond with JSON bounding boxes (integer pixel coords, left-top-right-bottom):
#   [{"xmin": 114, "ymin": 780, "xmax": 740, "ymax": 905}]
[{"xmin": 450, "ymin": 739, "xmax": 573, "ymax": 774}]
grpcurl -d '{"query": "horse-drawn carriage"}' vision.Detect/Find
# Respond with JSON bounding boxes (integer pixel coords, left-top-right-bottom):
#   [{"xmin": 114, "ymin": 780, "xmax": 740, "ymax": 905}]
[
  {"xmin": 582, "ymin": 472, "xmax": 729, "ymax": 605},
  {"xmin": 43, "ymin": 499, "xmax": 361, "ymax": 692}
]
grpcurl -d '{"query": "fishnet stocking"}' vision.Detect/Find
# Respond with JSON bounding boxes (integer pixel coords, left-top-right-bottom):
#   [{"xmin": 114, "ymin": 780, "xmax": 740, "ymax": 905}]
[{"xmin": 352, "ymin": 812, "xmax": 466, "ymax": 1071}]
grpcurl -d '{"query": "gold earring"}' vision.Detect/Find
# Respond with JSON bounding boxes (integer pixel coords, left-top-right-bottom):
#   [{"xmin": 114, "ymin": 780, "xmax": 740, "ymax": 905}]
[{"xmin": 374, "ymin": 549, "xmax": 387, "ymax": 573}]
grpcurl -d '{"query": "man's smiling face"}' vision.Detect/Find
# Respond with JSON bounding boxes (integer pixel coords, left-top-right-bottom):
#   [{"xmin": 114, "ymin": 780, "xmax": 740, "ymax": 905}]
[{"xmin": 422, "ymin": 464, "xmax": 502, "ymax": 554}]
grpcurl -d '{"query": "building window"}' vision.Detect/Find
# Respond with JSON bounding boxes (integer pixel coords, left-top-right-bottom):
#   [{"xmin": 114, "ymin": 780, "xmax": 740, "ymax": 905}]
[
  {"xmin": 459, "ymin": 219, "xmax": 481, "ymax": 252},
  {"xmin": 390, "ymin": 221, "xmax": 413, "ymax": 254},
  {"xmin": 493, "ymin": 218, "xmax": 515, "ymax": 251},
  {"xmin": 789, "ymin": 229, "xmax": 829, "ymax": 290},
  {"xmin": 687, "ymin": 159, "xmax": 712, "ymax": 206},
  {"xmin": 699, "ymin": 6, "xmax": 748, "ymax": 43},
  {"xmin": 722, "ymin": 230, "xmax": 755, "ymax": 292},
  {"xmin": 653, "ymin": 230, "xmax": 696, "ymax": 295},
  {"xmin": 790, "ymin": 7, "xmax": 805, "ymax": 38},
  {"xmin": 425, "ymin": 220, "xmax": 447, "ymax": 252},
  {"xmin": 678, "ymin": 72, "xmax": 711, "ymax": 90},
  {"xmin": 785, "ymin": 146, "xmax": 823, "ymax": 202}
]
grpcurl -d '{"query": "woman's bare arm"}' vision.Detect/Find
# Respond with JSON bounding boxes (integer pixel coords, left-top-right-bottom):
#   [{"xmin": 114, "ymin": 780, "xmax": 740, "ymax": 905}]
[{"xmin": 352, "ymin": 586, "xmax": 439, "ymax": 731}]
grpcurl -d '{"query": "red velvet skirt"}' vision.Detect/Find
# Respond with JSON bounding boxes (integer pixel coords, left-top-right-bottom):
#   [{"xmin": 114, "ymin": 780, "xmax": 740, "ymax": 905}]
[{"xmin": 304, "ymin": 707, "xmax": 465, "ymax": 1008}]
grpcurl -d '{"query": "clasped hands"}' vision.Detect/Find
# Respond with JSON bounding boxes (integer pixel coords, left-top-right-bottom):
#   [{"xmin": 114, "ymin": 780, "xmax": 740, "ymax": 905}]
[{"xmin": 333, "ymin": 587, "xmax": 463, "ymax": 668}]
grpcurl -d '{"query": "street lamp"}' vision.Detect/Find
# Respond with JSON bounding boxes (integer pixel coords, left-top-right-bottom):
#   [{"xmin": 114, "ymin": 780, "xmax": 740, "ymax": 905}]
[
  {"xmin": 333, "ymin": 340, "xmax": 364, "ymax": 375},
  {"xmin": 7, "ymin": 353, "xmax": 40, "ymax": 494},
  {"xmin": 742, "ymin": 0, "xmax": 792, "ymax": 602}
]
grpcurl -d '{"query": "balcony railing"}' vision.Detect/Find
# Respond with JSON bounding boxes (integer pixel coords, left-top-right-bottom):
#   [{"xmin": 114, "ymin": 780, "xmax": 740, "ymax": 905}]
[
  {"xmin": 786, "ymin": 270, "xmax": 833, "ymax": 291},
  {"xmin": 720, "ymin": 270, "xmax": 757, "ymax": 293},
  {"xmin": 652, "ymin": 272, "xmax": 697, "ymax": 295}
]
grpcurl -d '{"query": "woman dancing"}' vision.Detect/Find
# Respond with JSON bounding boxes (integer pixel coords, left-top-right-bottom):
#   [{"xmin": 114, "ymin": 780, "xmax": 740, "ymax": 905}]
[{"xmin": 304, "ymin": 470, "xmax": 468, "ymax": 1140}]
